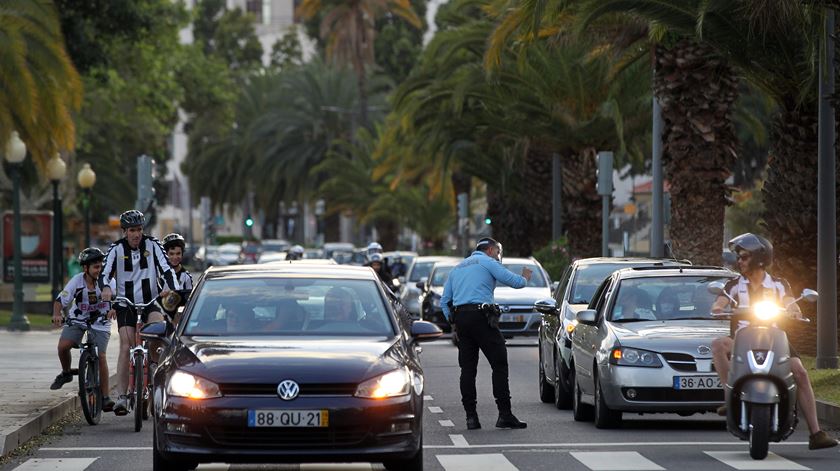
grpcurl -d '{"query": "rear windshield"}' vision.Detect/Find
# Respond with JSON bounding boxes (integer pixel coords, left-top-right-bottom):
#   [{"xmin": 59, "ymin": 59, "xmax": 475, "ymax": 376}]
[{"xmin": 184, "ymin": 278, "xmax": 395, "ymax": 337}]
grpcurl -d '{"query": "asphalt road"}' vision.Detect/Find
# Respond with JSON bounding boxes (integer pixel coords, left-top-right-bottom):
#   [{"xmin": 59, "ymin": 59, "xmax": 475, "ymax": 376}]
[{"xmin": 3, "ymin": 337, "xmax": 839, "ymax": 470}]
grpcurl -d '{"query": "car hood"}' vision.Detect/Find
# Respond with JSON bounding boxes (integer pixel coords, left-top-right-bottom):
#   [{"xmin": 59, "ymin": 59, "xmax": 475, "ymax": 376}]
[
  {"xmin": 173, "ymin": 336, "xmax": 404, "ymax": 384},
  {"xmin": 494, "ymin": 286, "xmax": 551, "ymax": 304},
  {"xmin": 609, "ymin": 320, "xmax": 729, "ymax": 351}
]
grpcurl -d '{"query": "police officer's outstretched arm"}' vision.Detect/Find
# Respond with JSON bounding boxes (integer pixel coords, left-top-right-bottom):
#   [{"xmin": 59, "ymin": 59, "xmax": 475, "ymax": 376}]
[{"xmin": 480, "ymin": 257, "xmax": 528, "ymax": 288}]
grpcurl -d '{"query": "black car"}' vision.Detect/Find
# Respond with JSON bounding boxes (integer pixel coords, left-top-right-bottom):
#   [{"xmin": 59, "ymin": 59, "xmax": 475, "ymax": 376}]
[
  {"xmin": 535, "ymin": 257, "xmax": 690, "ymax": 409},
  {"xmin": 419, "ymin": 262, "xmax": 458, "ymax": 332},
  {"xmin": 142, "ymin": 263, "xmax": 442, "ymax": 471}
]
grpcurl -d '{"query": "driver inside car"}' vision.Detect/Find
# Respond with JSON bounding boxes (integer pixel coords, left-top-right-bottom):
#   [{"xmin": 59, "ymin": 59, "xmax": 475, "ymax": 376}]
[{"xmin": 612, "ymin": 287, "xmax": 655, "ymax": 321}]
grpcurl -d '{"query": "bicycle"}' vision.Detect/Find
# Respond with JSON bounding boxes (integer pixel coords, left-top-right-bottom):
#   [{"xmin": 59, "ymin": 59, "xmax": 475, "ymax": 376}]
[
  {"xmin": 114, "ymin": 296, "xmax": 159, "ymax": 432},
  {"xmin": 69, "ymin": 312, "xmax": 107, "ymax": 425}
]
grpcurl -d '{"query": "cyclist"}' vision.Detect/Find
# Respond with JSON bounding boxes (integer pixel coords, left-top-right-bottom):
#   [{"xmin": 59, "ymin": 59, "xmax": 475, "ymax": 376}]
[
  {"xmin": 98, "ymin": 210, "xmax": 179, "ymax": 415},
  {"xmin": 160, "ymin": 233, "xmax": 193, "ymax": 323},
  {"xmin": 51, "ymin": 248, "xmax": 117, "ymax": 412}
]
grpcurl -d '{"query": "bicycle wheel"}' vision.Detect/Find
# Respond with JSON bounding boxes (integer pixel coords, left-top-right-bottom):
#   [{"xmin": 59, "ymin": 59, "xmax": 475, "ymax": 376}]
[
  {"xmin": 133, "ymin": 350, "xmax": 145, "ymax": 432},
  {"xmin": 78, "ymin": 350, "xmax": 102, "ymax": 425}
]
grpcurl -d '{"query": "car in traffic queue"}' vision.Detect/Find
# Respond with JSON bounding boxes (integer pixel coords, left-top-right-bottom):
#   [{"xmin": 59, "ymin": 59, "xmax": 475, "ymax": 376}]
[
  {"xmin": 419, "ymin": 257, "xmax": 552, "ymax": 338},
  {"xmin": 400, "ymin": 256, "xmax": 460, "ymax": 319},
  {"xmin": 536, "ymin": 258, "xmax": 691, "ymax": 409},
  {"xmin": 557, "ymin": 266, "xmax": 736, "ymax": 428},
  {"xmin": 141, "ymin": 263, "xmax": 442, "ymax": 471}
]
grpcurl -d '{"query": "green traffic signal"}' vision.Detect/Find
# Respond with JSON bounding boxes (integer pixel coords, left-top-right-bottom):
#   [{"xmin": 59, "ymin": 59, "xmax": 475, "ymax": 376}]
[
  {"xmin": 245, "ymin": 216, "xmax": 254, "ymax": 227},
  {"xmin": 484, "ymin": 217, "xmax": 492, "ymax": 225}
]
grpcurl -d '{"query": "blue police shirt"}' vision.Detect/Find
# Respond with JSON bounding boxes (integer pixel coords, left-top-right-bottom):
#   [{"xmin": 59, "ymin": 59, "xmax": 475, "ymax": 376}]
[{"xmin": 440, "ymin": 251, "xmax": 527, "ymax": 322}]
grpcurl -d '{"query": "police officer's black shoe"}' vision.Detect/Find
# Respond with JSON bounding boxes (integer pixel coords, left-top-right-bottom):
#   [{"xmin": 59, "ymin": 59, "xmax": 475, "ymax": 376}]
[
  {"xmin": 466, "ymin": 415, "xmax": 482, "ymax": 430},
  {"xmin": 496, "ymin": 414, "xmax": 527, "ymax": 429}
]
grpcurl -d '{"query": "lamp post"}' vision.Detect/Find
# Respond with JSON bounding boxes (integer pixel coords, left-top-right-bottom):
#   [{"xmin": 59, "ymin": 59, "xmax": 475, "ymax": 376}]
[
  {"xmin": 47, "ymin": 155, "xmax": 67, "ymax": 302},
  {"xmin": 77, "ymin": 164, "xmax": 96, "ymax": 247},
  {"xmin": 5, "ymin": 131, "xmax": 30, "ymax": 331}
]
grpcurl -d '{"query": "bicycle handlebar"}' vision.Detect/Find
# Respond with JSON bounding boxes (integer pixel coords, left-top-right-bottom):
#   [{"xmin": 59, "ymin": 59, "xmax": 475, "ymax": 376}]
[{"xmin": 114, "ymin": 296, "xmax": 160, "ymax": 310}]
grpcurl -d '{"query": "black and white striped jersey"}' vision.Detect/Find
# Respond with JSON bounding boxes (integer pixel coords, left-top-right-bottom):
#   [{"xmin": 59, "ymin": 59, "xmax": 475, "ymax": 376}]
[
  {"xmin": 98, "ymin": 235, "xmax": 179, "ymax": 304},
  {"xmin": 172, "ymin": 266, "xmax": 193, "ymax": 291},
  {"xmin": 56, "ymin": 273, "xmax": 115, "ymax": 332}
]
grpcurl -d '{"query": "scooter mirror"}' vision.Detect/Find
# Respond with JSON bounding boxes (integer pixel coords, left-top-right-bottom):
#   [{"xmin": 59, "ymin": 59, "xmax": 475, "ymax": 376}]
[
  {"xmin": 801, "ymin": 289, "xmax": 819, "ymax": 303},
  {"xmin": 707, "ymin": 281, "xmax": 726, "ymax": 296}
]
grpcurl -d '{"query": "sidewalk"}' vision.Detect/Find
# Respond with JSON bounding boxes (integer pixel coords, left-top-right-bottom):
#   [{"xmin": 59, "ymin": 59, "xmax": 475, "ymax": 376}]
[{"xmin": 0, "ymin": 327, "xmax": 118, "ymax": 456}]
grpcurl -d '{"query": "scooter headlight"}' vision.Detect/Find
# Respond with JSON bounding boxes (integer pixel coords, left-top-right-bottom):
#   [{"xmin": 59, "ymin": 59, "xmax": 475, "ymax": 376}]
[{"xmin": 753, "ymin": 301, "xmax": 780, "ymax": 321}]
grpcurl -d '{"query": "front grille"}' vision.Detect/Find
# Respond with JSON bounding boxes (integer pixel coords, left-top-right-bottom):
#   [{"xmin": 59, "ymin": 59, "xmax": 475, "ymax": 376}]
[
  {"xmin": 622, "ymin": 387, "xmax": 723, "ymax": 402},
  {"xmin": 206, "ymin": 425, "xmax": 370, "ymax": 448},
  {"xmin": 662, "ymin": 352, "xmax": 697, "ymax": 372},
  {"xmin": 218, "ymin": 383, "xmax": 357, "ymax": 396},
  {"xmin": 499, "ymin": 322, "xmax": 526, "ymax": 330}
]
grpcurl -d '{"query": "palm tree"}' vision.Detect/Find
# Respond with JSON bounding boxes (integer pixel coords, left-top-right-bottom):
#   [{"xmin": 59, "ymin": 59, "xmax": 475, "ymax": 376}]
[
  {"xmin": 0, "ymin": 0, "xmax": 82, "ymax": 171},
  {"xmin": 296, "ymin": 0, "xmax": 422, "ymax": 127}
]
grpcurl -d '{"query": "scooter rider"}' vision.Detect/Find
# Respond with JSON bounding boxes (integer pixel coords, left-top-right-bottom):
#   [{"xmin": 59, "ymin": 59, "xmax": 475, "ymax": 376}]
[
  {"xmin": 366, "ymin": 253, "xmax": 395, "ymax": 293},
  {"xmin": 711, "ymin": 233, "xmax": 837, "ymax": 450}
]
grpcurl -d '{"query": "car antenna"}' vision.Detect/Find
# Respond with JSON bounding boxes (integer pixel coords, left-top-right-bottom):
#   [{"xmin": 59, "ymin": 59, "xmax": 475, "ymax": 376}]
[{"xmin": 664, "ymin": 240, "xmax": 683, "ymax": 273}]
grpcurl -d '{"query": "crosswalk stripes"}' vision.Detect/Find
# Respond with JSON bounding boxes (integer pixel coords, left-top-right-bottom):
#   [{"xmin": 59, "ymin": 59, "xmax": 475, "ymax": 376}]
[
  {"xmin": 570, "ymin": 451, "xmax": 665, "ymax": 470},
  {"xmin": 704, "ymin": 451, "xmax": 811, "ymax": 470},
  {"xmin": 10, "ymin": 458, "xmax": 98, "ymax": 471},
  {"xmin": 437, "ymin": 453, "xmax": 518, "ymax": 471}
]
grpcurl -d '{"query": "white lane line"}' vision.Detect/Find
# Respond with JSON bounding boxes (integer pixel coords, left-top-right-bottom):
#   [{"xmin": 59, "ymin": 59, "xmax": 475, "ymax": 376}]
[
  {"xmin": 196, "ymin": 465, "xmax": 230, "ymax": 471},
  {"xmin": 439, "ymin": 419, "xmax": 455, "ymax": 427},
  {"xmin": 449, "ymin": 434, "xmax": 470, "ymax": 447},
  {"xmin": 422, "ymin": 441, "xmax": 810, "ymax": 449},
  {"xmin": 11, "ymin": 458, "xmax": 98, "ymax": 471},
  {"xmin": 704, "ymin": 451, "xmax": 811, "ymax": 470},
  {"xmin": 571, "ymin": 451, "xmax": 665, "ymax": 470},
  {"xmin": 429, "ymin": 406, "xmax": 444, "ymax": 413},
  {"xmin": 437, "ymin": 453, "xmax": 518, "ymax": 471},
  {"xmin": 424, "ymin": 395, "xmax": 434, "ymax": 401}
]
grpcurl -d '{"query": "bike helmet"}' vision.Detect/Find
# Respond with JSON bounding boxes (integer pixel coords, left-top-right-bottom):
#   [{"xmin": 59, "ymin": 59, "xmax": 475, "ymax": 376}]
[
  {"xmin": 163, "ymin": 233, "xmax": 186, "ymax": 251},
  {"xmin": 728, "ymin": 233, "xmax": 773, "ymax": 270},
  {"xmin": 286, "ymin": 245, "xmax": 305, "ymax": 260},
  {"xmin": 78, "ymin": 247, "xmax": 106, "ymax": 266},
  {"xmin": 366, "ymin": 242, "xmax": 383, "ymax": 254},
  {"xmin": 119, "ymin": 210, "xmax": 145, "ymax": 229}
]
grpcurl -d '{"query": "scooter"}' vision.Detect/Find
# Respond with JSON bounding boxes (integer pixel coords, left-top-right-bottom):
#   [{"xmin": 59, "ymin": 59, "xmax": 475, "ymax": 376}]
[{"xmin": 707, "ymin": 282, "xmax": 818, "ymax": 460}]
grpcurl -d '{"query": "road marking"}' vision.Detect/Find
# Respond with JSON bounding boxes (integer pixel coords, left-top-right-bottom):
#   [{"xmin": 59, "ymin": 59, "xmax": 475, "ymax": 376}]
[
  {"xmin": 449, "ymin": 434, "xmax": 470, "ymax": 447},
  {"xmin": 704, "ymin": 451, "xmax": 811, "ymax": 470},
  {"xmin": 196, "ymin": 465, "xmax": 230, "ymax": 470},
  {"xmin": 571, "ymin": 451, "xmax": 664, "ymax": 470},
  {"xmin": 439, "ymin": 419, "xmax": 455, "ymax": 427},
  {"xmin": 429, "ymin": 406, "xmax": 444, "ymax": 413},
  {"xmin": 41, "ymin": 447, "xmax": 152, "ymax": 451},
  {"xmin": 300, "ymin": 465, "xmax": 374, "ymax": 470},
  {"xmin": 437, "ymin": 453, "xmax": 518, "ymax": 471},
  {"xmin": 11, "ymin": 458, "xmax": 98, "ymax": 471},
  {"xmin": 422, "ymin": 441, "xmax": 810, "ymax": 449},
  {"xmin": 424, "ymin": 395, "xmax": 434, "ymax": 400}
]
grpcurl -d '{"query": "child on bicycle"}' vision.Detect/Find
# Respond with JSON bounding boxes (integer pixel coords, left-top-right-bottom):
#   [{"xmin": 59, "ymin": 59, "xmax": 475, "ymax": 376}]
[
  {"xmin": 160, "ymin": 233, "xmax": 193, "ymax": 324},
  {"xmin": 51, "ymin": 248, "xmax": 117, "ymax": 412}
]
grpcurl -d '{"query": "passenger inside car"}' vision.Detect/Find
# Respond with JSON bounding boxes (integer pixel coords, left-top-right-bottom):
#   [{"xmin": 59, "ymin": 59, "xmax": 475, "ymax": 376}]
[
  {"xmin": 225, "ymin": 305, "xmax": 257, "ymax": 333},
  {"xmin": 263, "ymin": 299, "xmax": 306, "ymax": 331},
  {"xmin": 324, "ymin": 287, "xmax": 358, "ymax": 322},
  {"xmin": 655, "ymin": 288, "xmax": 682, "ymax": 320},
  {"xmin": 612, "ymin": 287, "xmax": 656, "ymax": 321}
]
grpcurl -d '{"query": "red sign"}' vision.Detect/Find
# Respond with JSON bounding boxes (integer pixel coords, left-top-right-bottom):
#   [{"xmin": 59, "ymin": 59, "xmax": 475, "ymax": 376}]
[{"xmin": 2, "ymin": 211, "xmax": 53, "ymax": 283}]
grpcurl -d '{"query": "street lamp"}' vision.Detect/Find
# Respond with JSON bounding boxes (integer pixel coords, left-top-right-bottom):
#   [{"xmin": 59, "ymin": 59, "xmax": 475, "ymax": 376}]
[
  {"xmin": 5, "ymin": 131, "xmax": 30, "ymax": 331},
  {"xmin": 77, "ymin": 163, "xmax": 96, "ymax": 247},
  {"xmin": 47, "ymin": 154, "xmax": 67, "ymax": 302}
]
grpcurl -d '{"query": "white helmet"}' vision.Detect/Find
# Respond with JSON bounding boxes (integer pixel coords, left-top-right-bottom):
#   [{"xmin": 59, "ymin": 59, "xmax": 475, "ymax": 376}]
[
  {"xmin": 290, "ymin": 245, "xmax": 304, "ymax": 255},
  {"xmin": 366, "ymin": 242, "xmax": 383, "ymax": 254}
]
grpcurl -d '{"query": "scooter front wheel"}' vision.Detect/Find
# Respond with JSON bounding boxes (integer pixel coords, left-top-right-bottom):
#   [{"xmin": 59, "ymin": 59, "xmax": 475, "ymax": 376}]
[{"xmin": 748, "ymin": 404, "xmax": 771, "ymax": 460}]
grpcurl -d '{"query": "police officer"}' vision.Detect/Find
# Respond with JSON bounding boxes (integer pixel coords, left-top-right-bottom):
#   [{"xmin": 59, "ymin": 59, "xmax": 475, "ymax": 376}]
[{"xmin": 441, "ymin": 237, "xmax": 532, "ymax": 430}]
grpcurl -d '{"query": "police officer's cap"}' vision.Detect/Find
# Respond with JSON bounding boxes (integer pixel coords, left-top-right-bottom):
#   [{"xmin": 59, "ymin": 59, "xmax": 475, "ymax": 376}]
[{"xmin": 475, "ymin": 237, "xmax": 501, "ymax": 251}]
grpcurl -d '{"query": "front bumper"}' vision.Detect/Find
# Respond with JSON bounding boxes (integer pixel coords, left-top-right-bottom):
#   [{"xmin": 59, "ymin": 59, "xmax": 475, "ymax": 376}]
[
  {"xmin": 598, "ymin": 362, "xmax": 723, "ymax": 413},
  {"xmin": 154, "ymin": 392, "xmax": 421, "ymax": 464}
]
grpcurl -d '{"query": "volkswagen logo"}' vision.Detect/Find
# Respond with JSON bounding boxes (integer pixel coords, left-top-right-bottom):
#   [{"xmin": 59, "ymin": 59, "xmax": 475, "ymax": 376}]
[
  {"xmin": 501, "ymin": 305, "xmax": 511, "ymax": 313},
  {"xmin": 277, "ymin": 380, "xmax": 300, "ymax": 401},
  {"xmin": 697, "ymin": 345, "xmax": 712, "ymax": 356}
]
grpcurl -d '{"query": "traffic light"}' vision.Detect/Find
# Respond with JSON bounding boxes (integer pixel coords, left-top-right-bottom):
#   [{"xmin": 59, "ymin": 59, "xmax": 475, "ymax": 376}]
[
  {"xmin": 484, "ymin": 217, "xmax": 492, "ymax": 225},
  {"xmin": 244, "ymin": 215, "xmax": 254, "ymax": 228}
]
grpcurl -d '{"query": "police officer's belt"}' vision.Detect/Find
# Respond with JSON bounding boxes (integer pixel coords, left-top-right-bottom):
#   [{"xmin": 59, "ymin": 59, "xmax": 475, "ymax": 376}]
[{"xmin": 453, "ymin": 303, "xmax": 490, "ymax": 313}]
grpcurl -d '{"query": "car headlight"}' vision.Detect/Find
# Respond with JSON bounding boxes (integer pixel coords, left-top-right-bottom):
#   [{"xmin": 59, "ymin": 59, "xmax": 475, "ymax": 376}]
[
  {"xmin": 167, "ymin": 370, "xmax": 222, "ymax": 399},
  {"xmin": 609, "ymin": 347, "xmax": 663, "ymax": 368},
  {"xmin": 355, "ymin": 367, "xmax": 411, "ymax": 399},
  {"xmin": 753, "ymin": 300, "xmax": 780, "ymax": 321}
]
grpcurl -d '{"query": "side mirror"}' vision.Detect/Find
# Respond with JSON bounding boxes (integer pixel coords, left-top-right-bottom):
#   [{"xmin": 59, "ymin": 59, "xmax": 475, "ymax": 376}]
[
  {"xmin": 576, "ymin": 309, "xmax": 597, "ymax": 326},
  {"xmin": 534, "ymin": 298, "xmax": 558, "ymax": 316},
  {"xmin": 415, "ymin": 281, "xmax": 425, "ymax": 290},
  {"xmin": 707, "ymin": 281, "xmax": 726, "ymax": 296},
  {"xmin": 139, "ymin": 321, "xmax": 170, "ymax": 344},
  {"xmin": 410, "ymin": 320, "xmax": 443, "ymax": 342},
  {"xmin": 801, "ymin": 289, "xmax": 819, "ymax": 303}
]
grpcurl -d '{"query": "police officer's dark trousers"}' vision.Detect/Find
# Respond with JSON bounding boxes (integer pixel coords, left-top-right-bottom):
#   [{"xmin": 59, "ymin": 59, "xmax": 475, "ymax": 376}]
[{"xmin": 454, "ymin": 310, "xmax": 511, "ymax": 415}]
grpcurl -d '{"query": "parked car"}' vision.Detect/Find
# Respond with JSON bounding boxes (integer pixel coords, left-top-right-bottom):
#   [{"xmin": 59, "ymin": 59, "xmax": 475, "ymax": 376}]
[
  {"xmin": 399, "ymin": 256, "xmax": 459, "ymax": 318},
  {"xmin": 536, "ymin": 258, "xmax": 691, "ymax": 409},
  {"xmin": 559, "ymin": 266, "xmax": 736, "ymax": 428},
  {"xmin": 145, "ymin": 262, "xmax": 442, "ymax": 471}
]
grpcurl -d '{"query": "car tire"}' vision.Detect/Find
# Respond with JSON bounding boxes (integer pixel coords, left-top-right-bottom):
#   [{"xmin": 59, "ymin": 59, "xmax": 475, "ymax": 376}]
[
  {"xmin": 153, "ymin": 427, "xmax": 196, "ymax": 471},
  {"xmin": 383, "ymin": 436, "xmax": 422, "ymax": 471},
  {"xmin": 593, "ymin": 375, "xmax": 622, "ymax": 429},
  {"xmin": 538, "ymin": 347, "xmax": 554, "ymax": 403},
  {"xmin": 554, "ymin": 355, "xmax": 572, "ymax": 410},
  {"xmin": 571, "ymin": 368, "xmax": 594, "ymax": 422}
]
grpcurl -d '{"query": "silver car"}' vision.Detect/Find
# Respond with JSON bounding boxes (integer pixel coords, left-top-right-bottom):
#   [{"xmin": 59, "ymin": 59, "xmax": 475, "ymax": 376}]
[
  {"xmin": 400, "ymin": 256, "xmax": 459, "ymax": 318},
  {"xmin": 494, "ymin": 257, "xmax": 552, "ymax": 337},
  {"xmin": 568, "ymin": 266, "xmax": 736, "ymax": 428}
]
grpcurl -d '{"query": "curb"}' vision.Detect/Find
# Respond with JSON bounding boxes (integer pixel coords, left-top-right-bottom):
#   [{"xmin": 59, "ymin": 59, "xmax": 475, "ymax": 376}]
[
  {"xmin": 0, "ymin": 372, "xmax": 118, "ymax": 458},
  {"xmin": 816, "ymin": 399, "xmax": 840, "ymax": 427}
]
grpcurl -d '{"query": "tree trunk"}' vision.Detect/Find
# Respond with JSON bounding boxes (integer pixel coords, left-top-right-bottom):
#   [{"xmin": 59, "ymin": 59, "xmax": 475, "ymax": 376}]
[
  {"xmin": 374, "ymin": 218, "xmax": 399, "ymax": 251},
  {"xmin": 655, "ymin": 40, "xmax": 739, "ymax": 265},
  {"xmin": 323, "ymin": 212, "xmax": 341, "ymax": 242},
  {"xmin": 561, "ymin": 150, "xmax": 601, "ymax": 258}
]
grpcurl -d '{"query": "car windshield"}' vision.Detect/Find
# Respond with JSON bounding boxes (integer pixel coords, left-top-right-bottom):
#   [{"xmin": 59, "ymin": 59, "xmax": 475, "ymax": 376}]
[
  {"xmin": 609, "ymin": 275, "xmax": 735, "ymax": 322},
  {"xmin": 502, "ymin": 263, "xmax": 546, "ymax": 288},
  {"xmin": 184, "ymin": 278, "xmax": 395, "ymax": 337},
  {"xmin": 409, "ymin": 261, "xmax": 436, "ymax": 282},
  {"xmin": 430, "ymin": 267, "xmax": 454, "ymax": 287},
  {"xmin": 570, "ymin": 263, "xmax": 653, "ymax": 304}
]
